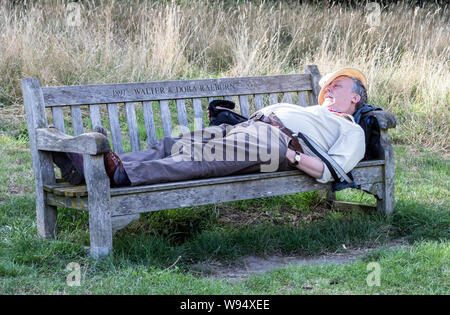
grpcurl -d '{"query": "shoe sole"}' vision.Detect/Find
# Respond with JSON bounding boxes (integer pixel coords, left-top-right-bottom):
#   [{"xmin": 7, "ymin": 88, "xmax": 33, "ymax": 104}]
[
  {"xmin": 52, "ymin": 152, "xmax": 85, "ymax": 185},
  {"xmin": 50, "ymin": 125, "xmax": 107, "ymax": 185}
]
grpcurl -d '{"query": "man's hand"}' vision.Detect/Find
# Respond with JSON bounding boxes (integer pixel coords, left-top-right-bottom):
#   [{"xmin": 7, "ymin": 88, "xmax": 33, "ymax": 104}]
[{"xmin": 285, "ymin": 148, "xmax": 324, "ymax": 179}]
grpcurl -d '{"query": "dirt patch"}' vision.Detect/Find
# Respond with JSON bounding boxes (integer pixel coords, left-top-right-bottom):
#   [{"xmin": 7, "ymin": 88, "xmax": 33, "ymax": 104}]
[
  {"xmin": 215, "ymin": 198, "xmax": 333, "ymax": 227},
  {"xmin": 190, "ymin": 239, "xmax": 410, "ymax": 281}
]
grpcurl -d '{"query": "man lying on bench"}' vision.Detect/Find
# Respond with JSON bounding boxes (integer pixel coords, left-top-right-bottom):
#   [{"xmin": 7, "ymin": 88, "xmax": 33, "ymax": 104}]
[{"xmin": 53, "ymin": 67, "xmax": 368, "ymax": 188}]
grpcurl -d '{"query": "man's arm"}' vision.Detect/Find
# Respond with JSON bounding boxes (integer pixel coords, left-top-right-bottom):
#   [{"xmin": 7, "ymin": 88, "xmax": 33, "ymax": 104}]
[
  {"xmin": 287, "ymin": 129, "xmax": 365, "ymax": 183},
  {"xmin": 285, "ymin": 148, "xmax": 324, "ymax": 179}
]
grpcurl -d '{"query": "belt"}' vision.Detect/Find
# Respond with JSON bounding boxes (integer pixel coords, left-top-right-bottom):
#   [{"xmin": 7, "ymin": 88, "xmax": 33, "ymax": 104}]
[{"xmin": 251, "ymin": 112, "xmax": 303, "ymax": 153}]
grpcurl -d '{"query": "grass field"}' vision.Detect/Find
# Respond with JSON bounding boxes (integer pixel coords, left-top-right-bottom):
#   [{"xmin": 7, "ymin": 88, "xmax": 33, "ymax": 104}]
[
  {"xmin": 0, "ymin": 130, "xmax": 448, "ymax": 294},
  {"xmin": 0, "ymin": 0, "xmax": 449, "ymax": 295}
]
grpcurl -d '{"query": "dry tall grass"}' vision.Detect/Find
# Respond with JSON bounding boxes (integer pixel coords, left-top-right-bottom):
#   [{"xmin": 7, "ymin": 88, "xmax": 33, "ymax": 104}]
[{"xmin": 0, "ymin": 0, "xmax": 448, "ymax": 153}]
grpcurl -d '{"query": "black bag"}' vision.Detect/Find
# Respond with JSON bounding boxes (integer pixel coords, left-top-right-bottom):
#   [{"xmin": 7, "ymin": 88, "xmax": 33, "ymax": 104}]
[
  {"xmin": 330, "ymin": 105, "xmax": 385, "ymax": 191},
  {"xmin": 208, "ymin": 100, "xmax": 248, "ymax": 126},
  {"xmin": 359, "ymin": 112, "xmax": 384, "ymax": 160}
]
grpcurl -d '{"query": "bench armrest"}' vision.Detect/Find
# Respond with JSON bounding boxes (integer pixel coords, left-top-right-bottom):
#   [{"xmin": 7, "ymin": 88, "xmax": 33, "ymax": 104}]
[
  {"xmin": 36, "ymin": 127, "xmax": 111, "ymax": 155},
  {"xmin": 368, "ymin": 110, "xmax": 396, "ymax": 129}
]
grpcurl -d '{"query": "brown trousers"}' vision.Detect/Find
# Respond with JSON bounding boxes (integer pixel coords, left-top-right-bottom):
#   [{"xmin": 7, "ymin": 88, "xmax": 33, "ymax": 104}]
[{"xmin": 119, "ymin": 120, "xmax": 294, "ymax": 186}]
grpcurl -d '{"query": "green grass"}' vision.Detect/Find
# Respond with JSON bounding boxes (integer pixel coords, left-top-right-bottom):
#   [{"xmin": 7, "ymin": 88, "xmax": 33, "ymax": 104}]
[
  {"xmin": 238, "ymin": 241, "xmax": 449, "ymax": 295},
  {"xmin": 0, "ymin": 132, "xmax": 448, "ymax": 294}
]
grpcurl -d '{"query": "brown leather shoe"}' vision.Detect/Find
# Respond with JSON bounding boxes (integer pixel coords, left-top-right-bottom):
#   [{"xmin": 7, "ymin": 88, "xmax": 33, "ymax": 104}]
[
  {"xmin": 50, "ymin": 125, "xmax": 110, "ymax": 185},
  {"xmin": 104, "ymin": 151, "xmax": 123, "ymax": 187}
]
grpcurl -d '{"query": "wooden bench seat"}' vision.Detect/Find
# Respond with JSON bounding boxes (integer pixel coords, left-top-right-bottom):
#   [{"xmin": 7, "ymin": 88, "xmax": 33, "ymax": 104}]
[
  {"xmin": 22, "ymin": 65, "xmax": 396, "ymax": 259},
  {"xmin": 44, "ymin": 160, "xmax": 385, "ymax": 200}
]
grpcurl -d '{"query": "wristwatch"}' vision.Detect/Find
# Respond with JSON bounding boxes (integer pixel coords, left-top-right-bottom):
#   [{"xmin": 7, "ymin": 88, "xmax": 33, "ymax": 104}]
[{"xmin": 294, "ymin": 151, "xmax": 301, "ymax": 165}]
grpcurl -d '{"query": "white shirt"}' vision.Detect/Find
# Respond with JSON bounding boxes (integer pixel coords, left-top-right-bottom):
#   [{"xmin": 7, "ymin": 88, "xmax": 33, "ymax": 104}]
[{"xmin": 257, "ymin": 103, "xmax": 365, "ymax": 183}]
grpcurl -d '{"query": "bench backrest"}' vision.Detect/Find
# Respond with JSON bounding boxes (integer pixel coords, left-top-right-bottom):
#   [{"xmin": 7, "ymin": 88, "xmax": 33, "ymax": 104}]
[{"xmin": 27, "ymin": 65, "xmax": 321, "ymax": 154}]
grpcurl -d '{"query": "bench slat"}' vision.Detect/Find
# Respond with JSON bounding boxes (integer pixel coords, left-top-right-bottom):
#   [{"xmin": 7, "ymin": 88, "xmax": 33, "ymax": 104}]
[
  {"xmin": 238, "ymin": 95, "xmax": 250, "ymax": 118},
  {"xmin": 51, "ymin": 106, "xmax": 65, "ymax": 133},
  {"xmin": 45, "ymin": 158, "xmax": 384, "ymax": 213},
  {"xmin": 193, "ymin": 98, "xmax": 204, "ymax": 130},
  {"xmin": 89, "ymin": 105, "xmax": 102, "ymax": 130},
  {"xmin": 176, "ymin": 99, "xmax": 189, "ymax": 128},
  {"xmin": 41, "ymin": 74, "xmax": 313, "ymax": 106},
  {"xmin": 282, "ymin": 92, "xmax": 293, "ymax": 104},
  {"xmin": 142, "ymin": 101, "xmax": 157, "ymax": 147},
  {"xmin": 112, "ymin": 160, "xmax": 385, "ymax": 196},
  {"xmin": 269, "ymin": 93, "xmax": 278, "ymax": 105},
  {"xmin": 306, "ymin": 90, "xmax": 316, "ymax": 106},
  {"xmin": 224, "ymin": 96, "xmax": 233, "ymax": 101},
  {"xmin": 254, "ymin": 94, "xmax": 264, "ymax": 111},
  {"xmin": 107, "ymin": 103, "xmax": 123, "ymax": 154},
  {"xmin": 71, "ymin": 106, "xmax": 84, "ymax": 136},
  {"xmin": 110, "ymin": 161, "xmax": 384, "ymax": 215},
  {"xmin": 159, "ymin": 100, "xmax": 172, "ymax": 137},
  {"xmin": 109, "ymin": 174, "xmax": 328, "ymax": 215},
  {"xmin": 298, "ymin": 91, "xmax": 308, "ymax": 107},
  {"xmin": 125, "ymin": 102, "xmax": 140, "ymax": 152}
]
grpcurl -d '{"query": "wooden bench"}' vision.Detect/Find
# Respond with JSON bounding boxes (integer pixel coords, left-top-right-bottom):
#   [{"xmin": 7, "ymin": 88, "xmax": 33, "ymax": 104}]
[{"xmin": 22, "ymin": 65, "xmax": 396, "ymax": 259}]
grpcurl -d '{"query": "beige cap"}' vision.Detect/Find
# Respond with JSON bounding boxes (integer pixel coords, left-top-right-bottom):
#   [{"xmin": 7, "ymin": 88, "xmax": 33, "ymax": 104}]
[{"xmin": 318, "ymin": 68, "xmax": 367, "ymax": 105}]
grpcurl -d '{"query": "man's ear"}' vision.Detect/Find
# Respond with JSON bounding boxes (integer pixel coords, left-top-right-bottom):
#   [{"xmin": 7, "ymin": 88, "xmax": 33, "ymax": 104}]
[{"xmin": 352, "ymin": 93, "xmax": 361, "ymax": 104}]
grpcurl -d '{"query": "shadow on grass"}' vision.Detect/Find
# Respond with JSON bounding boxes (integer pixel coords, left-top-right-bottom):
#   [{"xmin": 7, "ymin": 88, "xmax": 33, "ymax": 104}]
[
  {"xmin": 113, "ymin": 211, "xmax": 390, "ymax": 269},
  {"xmin": 1, "ymin": 190, "xmax": 448, "ymax": 276},
  {"xmin": 111, "ymin": 197, "xmax": 449, "ymax": 271}
]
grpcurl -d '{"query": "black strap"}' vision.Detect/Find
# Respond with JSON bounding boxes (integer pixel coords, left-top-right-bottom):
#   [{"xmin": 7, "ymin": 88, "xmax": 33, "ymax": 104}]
[{"xmin": 296, "ymin": 132, "xmax": 341, "ymax": 183}]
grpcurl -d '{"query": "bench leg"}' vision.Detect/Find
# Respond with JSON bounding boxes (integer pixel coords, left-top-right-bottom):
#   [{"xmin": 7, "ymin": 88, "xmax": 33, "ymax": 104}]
[
  {"xmin": 35, "ymin": 152, "xmax": 58, "ymax": 238},
  {"xmin": 32, "ymin": 151, "xmax": 58, "ymax": 238},
  {"xmin": 84, "ymin": 154, "xmax": 112, "ymax": 259},
  {"xmin": 89, "ymin": 207, "xmax": 113, "ymax": 259},
  {"xmin": 318, "ymin": 190, "xmax": 335, "ymax": 208},
  {"xmin": 376, "ymin": 188, "xmax": 395, "ymax": 215},
  {"xmin": 376, "ymin": 130, "xmax": 395, "ymax": 215},
  {"xmin": 22, "ymin": 79, "xmax": 58, "ymax": 238},
  {"xmin": 326, "ymin": 190, "xmax": 336, "ymax": 207},
  {"xmin": 376, "ymin": 173, "xmax": 395, "ymax": 215},
  {"xmin": 37, "ymin": 193, "xmax": 58, "ymax": 238}
]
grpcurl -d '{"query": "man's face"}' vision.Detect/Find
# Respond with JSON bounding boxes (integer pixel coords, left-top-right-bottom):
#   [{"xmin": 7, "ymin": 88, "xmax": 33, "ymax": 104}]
[{"xmin": 322, "ymin": 76, "xmax": 361, "ymax": 115}]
